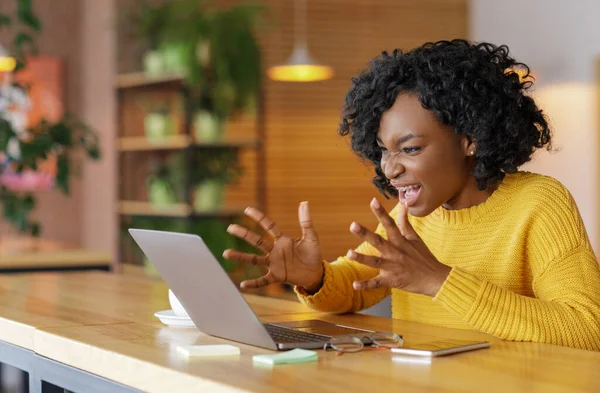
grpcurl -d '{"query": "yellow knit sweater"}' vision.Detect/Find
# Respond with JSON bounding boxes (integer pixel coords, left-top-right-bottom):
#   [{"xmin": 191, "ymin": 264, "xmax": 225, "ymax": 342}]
[{"xmin": 296, "ymin": 171, "xmax": 600, "ymax": 351}]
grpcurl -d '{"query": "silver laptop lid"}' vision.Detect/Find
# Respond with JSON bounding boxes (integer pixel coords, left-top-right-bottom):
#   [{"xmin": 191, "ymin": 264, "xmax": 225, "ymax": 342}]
[{"xmin": 128, "ymin": 228, "xmax": 278, "ymax": 350}]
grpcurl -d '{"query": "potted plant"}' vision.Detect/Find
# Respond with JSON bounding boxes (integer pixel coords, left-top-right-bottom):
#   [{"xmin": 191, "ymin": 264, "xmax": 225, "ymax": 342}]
[
  {"xmin": 155, "ymin": 0, "xmax": 267, "ymax": 141},
  {"xmin": 191, "ymin": 148, "xmax": 242, "ymax": 212},
  {"xmin": 145, "ymin": 152, "xmax": 187, "ymax": 206},
  {"xmin": 133, "ymin": 95, "xmax": 183, "ymax": 144},
  {"xmin": 123, "ymin": 0, "xmax": 178, "ymax": 77},
  {"xmin": 144, "ymin": 104, "xmax": 175, "ymax": 144},
  {"xmin": 0, "ymin": 1, "xmax": 101, "ymax": 236},
  {"xmin": 146, "ymin": 157, "xmax": 177, "ymax": 207}
]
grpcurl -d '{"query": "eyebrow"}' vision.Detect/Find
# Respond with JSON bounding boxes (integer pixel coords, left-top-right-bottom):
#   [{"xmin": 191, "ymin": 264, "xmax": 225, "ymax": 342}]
[{"xmin": 376, "ymin": 133, "xmax": 424, "ymax": 146}]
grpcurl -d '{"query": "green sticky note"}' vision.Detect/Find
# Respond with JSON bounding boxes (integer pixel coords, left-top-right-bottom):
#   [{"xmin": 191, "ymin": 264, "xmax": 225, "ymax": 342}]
[{"xmin": 252, "ymin": 348, "xmax": 318, "ymax": 365}]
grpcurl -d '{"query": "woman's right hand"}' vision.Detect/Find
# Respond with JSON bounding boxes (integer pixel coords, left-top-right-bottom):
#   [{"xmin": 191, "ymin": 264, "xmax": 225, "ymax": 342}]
[{"xmin": 223, "ymin": 201, "xmax": 324, "ymax": 292}]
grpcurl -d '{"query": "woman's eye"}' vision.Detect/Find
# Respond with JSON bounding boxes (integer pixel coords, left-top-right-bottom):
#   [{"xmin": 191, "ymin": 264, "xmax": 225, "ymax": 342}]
[{"xmin": 402, "ymin": 146, "xmax": 421, "ymax": 154}]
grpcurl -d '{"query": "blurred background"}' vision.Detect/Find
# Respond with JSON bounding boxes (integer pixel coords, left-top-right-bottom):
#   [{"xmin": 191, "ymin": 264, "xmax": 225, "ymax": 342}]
[
  {"xmin": 0, "ymin": 1, "xmax": 599, "ymax": 390},
  {"xmin": 0, "ymin": 0, "xmax": 599, "ymax": 294}
]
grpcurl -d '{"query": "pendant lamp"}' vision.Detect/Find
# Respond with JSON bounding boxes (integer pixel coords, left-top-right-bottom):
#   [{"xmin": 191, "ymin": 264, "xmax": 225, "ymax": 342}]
[
  {"xmin": 267, "ymin": 0, "xmax": 333, "ymax": 82},
  {"xmin": 0, "ymin": 44, "xmax": 16, "ymax": 73}
]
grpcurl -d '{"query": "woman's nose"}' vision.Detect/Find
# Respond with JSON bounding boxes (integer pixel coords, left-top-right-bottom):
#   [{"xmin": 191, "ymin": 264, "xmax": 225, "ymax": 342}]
[{"xmin": 382, "ymin": 155, "xmax": 405, "ymax": 180}]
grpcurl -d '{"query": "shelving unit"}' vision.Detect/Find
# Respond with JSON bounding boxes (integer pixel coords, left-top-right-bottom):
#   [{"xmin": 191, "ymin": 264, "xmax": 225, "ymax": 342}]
[
  {"xmin": 115, "ymin": 71, "xmax": 265, "ymax": 269},
  {"xmin": 116, "ymin": 135, "xmax": 260, "ymax": 152},
  {"xmin": 117, "ymin": 200, "xmax": 192, "ymax": 217},
  {"xmin": 117, "ymin": 200, "xmax": 247, "ymax": 218},
  {"xmin": 116, "ymin": 135, "xmax": 191, "ymax": 151},
  {"xmin": 115, "ymin": 72, "xmax": 185, "ymax": 89}
]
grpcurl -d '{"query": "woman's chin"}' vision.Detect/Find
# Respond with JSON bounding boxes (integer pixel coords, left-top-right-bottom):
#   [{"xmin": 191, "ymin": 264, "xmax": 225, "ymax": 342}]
[{"xmin": 405, "ymin": 202, "xmax": 436, "ymax": 218}]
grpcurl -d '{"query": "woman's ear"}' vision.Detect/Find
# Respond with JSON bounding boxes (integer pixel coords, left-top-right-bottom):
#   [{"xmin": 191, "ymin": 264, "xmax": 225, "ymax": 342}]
[{"xmin": 461, "ymin": 136, "xmax": 476, "ymax": 157}]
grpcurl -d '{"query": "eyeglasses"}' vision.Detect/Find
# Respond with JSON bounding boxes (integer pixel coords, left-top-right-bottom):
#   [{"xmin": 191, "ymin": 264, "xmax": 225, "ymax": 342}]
[{"xmin": 323, "ymin": 332, "xmax": 403, "ymax": 353}]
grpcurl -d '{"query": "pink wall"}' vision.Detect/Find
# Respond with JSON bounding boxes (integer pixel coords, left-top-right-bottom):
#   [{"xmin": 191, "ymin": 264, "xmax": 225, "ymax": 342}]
[{"xmin": 79, "ymin": 0, "xmax": 118, "ymax": 259}]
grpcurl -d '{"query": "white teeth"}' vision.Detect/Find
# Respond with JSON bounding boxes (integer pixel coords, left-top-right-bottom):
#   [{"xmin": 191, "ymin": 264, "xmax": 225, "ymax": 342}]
[{"xmin": 397, "ymin": 185, "xmax": 420, "ymax": 192}]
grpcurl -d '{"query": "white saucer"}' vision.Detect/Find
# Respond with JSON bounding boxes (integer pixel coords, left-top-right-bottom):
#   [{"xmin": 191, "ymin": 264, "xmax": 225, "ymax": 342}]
[{"xmin": 154, "ymin": 309, "xmax": 196, "ymax": 328}]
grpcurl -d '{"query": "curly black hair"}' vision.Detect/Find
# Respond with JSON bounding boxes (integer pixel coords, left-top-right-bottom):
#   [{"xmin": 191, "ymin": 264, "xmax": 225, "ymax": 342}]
[{"xmin": 339, "ymin": 39, "xmax": 552, "ymax": 198}]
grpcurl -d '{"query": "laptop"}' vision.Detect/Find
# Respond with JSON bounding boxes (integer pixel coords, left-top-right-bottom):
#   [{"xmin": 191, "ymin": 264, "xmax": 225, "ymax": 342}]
[{"xmin": 128, "ymin": 228, "xmax": 377, "ymax": 350}]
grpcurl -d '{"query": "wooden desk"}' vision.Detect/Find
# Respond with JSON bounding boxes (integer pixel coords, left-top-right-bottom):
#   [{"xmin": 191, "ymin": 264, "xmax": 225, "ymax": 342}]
[
  {"xmin": 0, "ymin": 268, "xmax": 311, "ymax": 350},
  {"xmin": 0, "ymin": 236, "xmax": 112, "ymax": 271},
  {"xmin": 34, "ymin": 315, "xmax": 600, "ymax": 393},
  {"xmin": 0, "ymin": 269, "xmax": 597, "ymax": 393}
]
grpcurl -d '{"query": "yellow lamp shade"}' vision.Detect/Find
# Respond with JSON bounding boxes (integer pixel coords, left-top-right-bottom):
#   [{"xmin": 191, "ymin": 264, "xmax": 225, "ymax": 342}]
[
  {"xmin": 267, "ymin": 45, "xmax": 333, "ymax": 82},
  {"xmin": 0, "ymin": 56, "xmax": 16, "ymax": 72},
  {"xmin": 0, "ymin": 44, "xmax": 16, "ymax": 72},
  {"xmin": 267, "ymin": 64, "xmax": 333, "ymax": 82}
]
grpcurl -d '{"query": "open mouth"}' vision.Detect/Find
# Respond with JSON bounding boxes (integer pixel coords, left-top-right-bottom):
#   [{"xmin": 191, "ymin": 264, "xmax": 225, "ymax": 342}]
[{"xmin": 397, "ymin": 184, "xmax": 422, "ymax": 206}]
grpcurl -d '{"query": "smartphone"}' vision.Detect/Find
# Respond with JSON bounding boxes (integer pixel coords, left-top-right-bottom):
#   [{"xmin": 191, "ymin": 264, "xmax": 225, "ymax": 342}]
[{"xmin": 391, "ymin": 339, "xmax": 490, "ymax": 357}]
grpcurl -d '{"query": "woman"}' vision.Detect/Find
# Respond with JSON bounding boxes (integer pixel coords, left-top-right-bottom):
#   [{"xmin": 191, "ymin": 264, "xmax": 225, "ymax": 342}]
[{"xmin": 223, "ymin": 39, "xmax": 600, "ymax": 351}]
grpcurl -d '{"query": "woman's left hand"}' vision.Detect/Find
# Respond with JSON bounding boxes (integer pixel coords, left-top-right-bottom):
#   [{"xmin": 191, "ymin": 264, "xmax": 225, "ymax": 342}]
[{"xmin": 347, "ymin": 198, "xmax": 451, "ymax": 297}]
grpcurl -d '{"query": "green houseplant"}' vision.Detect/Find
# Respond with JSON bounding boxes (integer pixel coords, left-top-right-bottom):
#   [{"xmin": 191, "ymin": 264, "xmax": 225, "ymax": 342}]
[
  {"xmin": 0, "ymin": 0, "xmax": 101, "ymax": 236},
  {"xmin": 131, "ymin": 0, "xmax": 266, "ymax": 141},
  {"xmin": 124, "ymin": 1, "xmax": 266, "ymax": 278},
  {"xmin": 159, "ymin": 149, "xmax": 242, "ymax": 212},
  {"xmin": 191, "ymin": 148, "xmax": 242, "ymax": 212},
  {"xmin": 133, "ymin": 95, "xmax": 181, "ymax": 144},
  {"xmin": 146, "ymin": 156, "xmax": 178, "ymax": 207},
  {"xmin": 124, "ymin": 0, "xmax": 181, "ymax": 76},
  {"xmin": 144, "ymin": 105, "xmax": 175, "ymax": 144}
]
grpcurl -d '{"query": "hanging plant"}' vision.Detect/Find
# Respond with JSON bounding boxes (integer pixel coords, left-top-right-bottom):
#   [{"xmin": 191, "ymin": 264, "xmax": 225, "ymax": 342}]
[
  {"xmin": 171, "ymin": 0, "xmax": 265, "ymax": 120},
  {"xmin": 0, "ymin": 1, "xmax": 101, "ymax": 236},
  {"xmin": 128, "ymin": 0, "xmax": 267, "ymax": 127}
]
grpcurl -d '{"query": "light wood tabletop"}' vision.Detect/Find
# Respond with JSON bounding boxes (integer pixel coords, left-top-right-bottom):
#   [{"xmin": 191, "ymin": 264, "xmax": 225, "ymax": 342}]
[
  {"xmin": 0, "ymin": 268, "xmax": 313, "ymax": 349},
  {"xmin": 0, "ymin": 236, "xmax": 112, "ymax": 270},
  {"xmin": 0, "ymin": 268, "xmax": 597, "ymax": 393},
  {"xmin": 33, "ymin": 312, "xmax": 600, "ymax": 393}
]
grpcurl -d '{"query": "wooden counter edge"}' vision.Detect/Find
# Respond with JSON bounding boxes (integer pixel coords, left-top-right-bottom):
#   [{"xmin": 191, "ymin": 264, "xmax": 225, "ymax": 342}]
[
  {"xmin": 33, "ymin": 329, "xmax": 251, "ymax": 393},
  {"xmin": 0, "ymin": 317, "xmax": 36, "ymax": 350}
]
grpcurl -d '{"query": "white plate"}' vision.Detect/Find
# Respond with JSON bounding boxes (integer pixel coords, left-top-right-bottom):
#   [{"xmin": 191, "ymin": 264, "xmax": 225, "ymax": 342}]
[{"xmin": 154, "ymin": 309, "xmax": 196, "ymax": 328}]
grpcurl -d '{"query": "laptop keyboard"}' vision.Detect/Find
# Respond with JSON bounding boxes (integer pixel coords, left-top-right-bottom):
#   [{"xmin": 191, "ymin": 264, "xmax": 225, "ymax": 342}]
[{"xmin": 264, "ymin": 323, "xmax": 330, "ymax": 343}]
